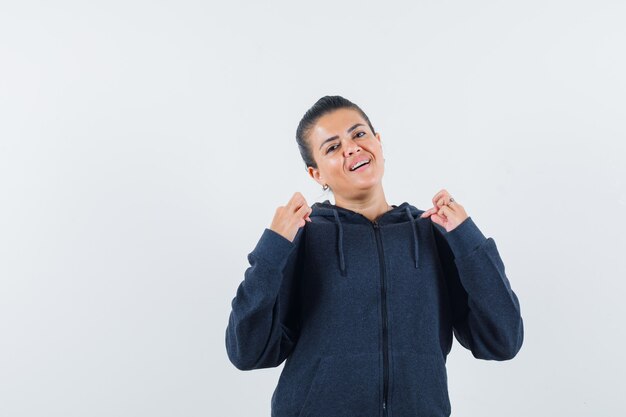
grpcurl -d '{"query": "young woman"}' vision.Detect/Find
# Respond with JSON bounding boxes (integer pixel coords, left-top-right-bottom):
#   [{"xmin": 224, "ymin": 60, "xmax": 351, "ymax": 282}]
[{"xmin": 225, "ymin": 96, "xmax": 524, "ymax": 417}]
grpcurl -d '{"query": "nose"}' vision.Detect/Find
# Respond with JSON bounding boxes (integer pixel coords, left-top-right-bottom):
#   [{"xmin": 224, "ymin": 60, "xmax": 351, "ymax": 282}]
[{"xmin": 343, "ymin": 138, "xmax": 361, "ymax": 156}]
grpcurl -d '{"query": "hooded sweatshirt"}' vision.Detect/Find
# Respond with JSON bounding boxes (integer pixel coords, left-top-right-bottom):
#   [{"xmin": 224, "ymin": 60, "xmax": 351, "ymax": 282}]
[{"xmin": 225, "ymin": 200, "xmax": 524, "ymax": 417}]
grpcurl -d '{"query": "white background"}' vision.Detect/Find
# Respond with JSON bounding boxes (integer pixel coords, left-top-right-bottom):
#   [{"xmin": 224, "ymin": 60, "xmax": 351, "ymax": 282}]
[{"xmin": 1, "ymin": 1, "xmax": 625, "ymax": 416}]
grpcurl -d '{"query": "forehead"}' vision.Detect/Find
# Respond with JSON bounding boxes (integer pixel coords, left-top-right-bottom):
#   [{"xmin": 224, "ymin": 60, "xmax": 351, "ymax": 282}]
[{"xmin": 309, "ymin": 108, "xmax": 366, "ymax": 145}]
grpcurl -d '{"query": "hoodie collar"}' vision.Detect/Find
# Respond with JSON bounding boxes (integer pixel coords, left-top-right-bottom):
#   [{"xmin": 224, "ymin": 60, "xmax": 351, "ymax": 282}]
[{"xmin": 309, "ymin": 200, "xmax": 424, "ymax": 277}]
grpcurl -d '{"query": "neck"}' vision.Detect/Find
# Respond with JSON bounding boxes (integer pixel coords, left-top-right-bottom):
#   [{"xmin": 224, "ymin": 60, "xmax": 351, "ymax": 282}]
[{"xmin": 333, "ymin": 188, "xmax": 392, "ymax": 223}]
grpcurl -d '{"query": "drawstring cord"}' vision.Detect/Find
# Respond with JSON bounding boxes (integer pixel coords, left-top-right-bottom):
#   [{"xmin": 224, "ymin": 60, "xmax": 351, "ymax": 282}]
[
  {"xmin": 406, "ymin": 206, "xmax": 419, "ymax": 269},
  {"xmin": 331, "ymin": 206, "xmax": 420, "ymax": 277},
  {"xmin": 332, "ymin": 209, "xmax": 347, "ymax": 277}
]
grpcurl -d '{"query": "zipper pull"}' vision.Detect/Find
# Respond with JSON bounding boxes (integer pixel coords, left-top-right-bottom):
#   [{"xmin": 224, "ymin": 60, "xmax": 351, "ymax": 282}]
[{"xmin": 372, "ymin": 220, "xmax": 379, "ymax": 228}]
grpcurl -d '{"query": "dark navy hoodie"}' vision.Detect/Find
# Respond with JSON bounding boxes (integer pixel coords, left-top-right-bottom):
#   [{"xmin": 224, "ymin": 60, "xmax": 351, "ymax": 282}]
[{"xmin": 225, "ymin": 200, "xmax": 524, "ymax": 417}]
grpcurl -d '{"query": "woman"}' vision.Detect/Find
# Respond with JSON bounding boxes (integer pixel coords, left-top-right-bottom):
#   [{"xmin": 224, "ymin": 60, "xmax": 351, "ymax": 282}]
[{"xmin": 225, "ymin": 95, "xmax": 524, "ymax": 417}]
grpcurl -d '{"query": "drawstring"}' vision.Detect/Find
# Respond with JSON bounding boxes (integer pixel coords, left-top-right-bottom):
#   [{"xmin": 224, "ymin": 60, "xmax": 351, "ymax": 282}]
[
  {"xmin": 332, "ymin": 209, "xmax": 347, "ymax": 277},
  {"xmin": 330, "ymin": 205, "xmax": 420, "ymax": 276},
  {"xmin": 405, "ymin": 206, "xmax": 419, "ymax": 269}
]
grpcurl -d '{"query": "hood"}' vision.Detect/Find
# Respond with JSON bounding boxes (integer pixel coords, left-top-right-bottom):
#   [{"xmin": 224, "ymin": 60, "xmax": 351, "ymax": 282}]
[{"xmin": 309, "ymin": 199, "xmax": 426, "ymax": 277}]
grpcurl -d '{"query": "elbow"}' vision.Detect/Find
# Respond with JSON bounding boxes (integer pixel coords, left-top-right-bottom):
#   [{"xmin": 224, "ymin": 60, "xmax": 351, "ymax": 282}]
[
  {"xmin": 508, "ymin": 318, "xmax": 525, "ymax": 360},
  {"xmin": 485, "ymin": 317, "xmax": 524, "ymax": 361},
  {"xmin": 226, "ymin": 344, "xmax": 278, "ymax": 371},
  {"xmin": 226, "ymin": 348, "xmax": 259, "ymax": 371},
  {"xmin": 225, "ymin": 327, "xmax": 258, "ymax": 371},
  {"xmin": 489, "ymin": 341, "xmax": 522, "ymax": 361},
  {"xmin": 225, "ymin": 325, "xmax": 281, "ymax": 371},
  {"xmin": 504, "ymin": 315, "xmax": 524, "ymax": 360},
  {"xmin": 462, "ymin": 315, "xmax": 524, "ymax": 361},
  {"xmin": 228, "ymin": 354, "xmax": 258, "ymax": 371},
  {"xmin": 225, "ymin": 317, "xmax": 291, "ymax": 371}
]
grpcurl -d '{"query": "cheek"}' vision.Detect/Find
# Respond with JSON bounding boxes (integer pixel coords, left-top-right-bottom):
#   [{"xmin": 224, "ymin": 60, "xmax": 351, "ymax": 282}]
[
  {"xmin": 318, "ymin": 159, "xmax": 344, "ymax": 178},
  {"xmin": 323, "ymin": 155, "xmax": 342, "ymax": 168}
]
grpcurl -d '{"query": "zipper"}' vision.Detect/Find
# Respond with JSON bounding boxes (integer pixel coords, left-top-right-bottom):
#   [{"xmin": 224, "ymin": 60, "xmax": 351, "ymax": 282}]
[{"xmin": 372, "ymin": 220, "xmax": 389, "ymax": 417}]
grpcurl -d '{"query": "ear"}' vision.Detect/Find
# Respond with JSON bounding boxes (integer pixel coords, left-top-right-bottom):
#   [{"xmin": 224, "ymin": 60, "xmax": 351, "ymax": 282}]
[
  {"xmin": 375, "ymin": 131, "xmax": 382, "ymax": 145},
  {"xmin": 307, "ymin": 166, "xmax": 325, "ymax": 187}
]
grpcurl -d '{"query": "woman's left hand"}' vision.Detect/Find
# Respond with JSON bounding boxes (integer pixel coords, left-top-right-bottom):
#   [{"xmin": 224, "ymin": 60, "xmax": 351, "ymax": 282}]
[{"xmin": 420, "ymin": 188, "xmax": 469, "ymax": 232}]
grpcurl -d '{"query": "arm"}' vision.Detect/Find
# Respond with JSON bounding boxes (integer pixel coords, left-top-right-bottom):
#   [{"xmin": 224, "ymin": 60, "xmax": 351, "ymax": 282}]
[
  {"xmin": 225, "ymin": 226, "xmax": 305, "ymax": 370},
  {"xmin": 433, "ymin": 217, "xmax": 524, "ymax": 361}
]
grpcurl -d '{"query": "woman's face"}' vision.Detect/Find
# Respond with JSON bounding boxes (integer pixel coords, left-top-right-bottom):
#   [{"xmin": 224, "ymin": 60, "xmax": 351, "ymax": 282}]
[{"xmin": 307, "ymin": 108, "xmax": 384, "ymax": 197}]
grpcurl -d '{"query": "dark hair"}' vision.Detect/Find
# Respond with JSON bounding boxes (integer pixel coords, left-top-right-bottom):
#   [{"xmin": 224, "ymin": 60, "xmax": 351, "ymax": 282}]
[{"xmin": 296, "ymin": 95, "xmax": 376, "ymax": 171}]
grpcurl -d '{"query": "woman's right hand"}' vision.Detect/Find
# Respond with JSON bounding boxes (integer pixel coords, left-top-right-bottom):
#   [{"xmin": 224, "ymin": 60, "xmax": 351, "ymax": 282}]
[{"xmin": 270, "ymin": 192, "xmax": 312, "ymax": 243}]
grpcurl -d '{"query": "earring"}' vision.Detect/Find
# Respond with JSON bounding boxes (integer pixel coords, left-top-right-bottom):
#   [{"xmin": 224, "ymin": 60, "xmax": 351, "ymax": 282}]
[{"xmin": 323, "ymin": 184, "xmax": 329, "ymax": 191}]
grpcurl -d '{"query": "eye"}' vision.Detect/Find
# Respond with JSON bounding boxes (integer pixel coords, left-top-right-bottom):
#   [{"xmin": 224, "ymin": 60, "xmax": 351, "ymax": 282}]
[{"xmin": 326, "ymin": 132, "xmax": 366, "ymax": 154}]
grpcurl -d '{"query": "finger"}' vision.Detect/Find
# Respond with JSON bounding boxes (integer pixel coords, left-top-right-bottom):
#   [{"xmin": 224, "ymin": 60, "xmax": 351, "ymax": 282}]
[
  {"xmin": 430, "ymin": 213, "xmax": 445, "ymax": 227},
  {"xmin": 435, "ymin": 192, "xmax": 453, "ymax": 208},
  {"xmin": 438, "ymin": 205, "xmax": 455, "ymax": 219},
  {"xmin": 438, "ymin": 192, "xmax": 459, "ymax": 209},
  {"xmin": 286, "ymin": 192, "xmax": 299, "ymax": 209},
  {"xmin": 288, "ymin": 192, "xmax": 307, "ymax": 212},
  {"xmin": 439, "ymin": 198, "xmax": 457, "ymax": 213},
  {"xmin": 291, "ymin": 191, "xmax": 306, "ymax": 207},
  {"xmin": 432, "ymin": 188, "xmax": 449, "ymax": 207},
  {"xmin": 296, "ymin": 204, "xmax": 312, "ymax": 221},
  {"xmin": 433, "ymin": 193, "xmax": 449, "ymax": 208},
  {"xmin": 448, "ymin": 200, "xmax": 461, "ymax": 211},
  {"xmin": 420, "ymin": 207, "xmax": 435, "ymax": 218}
]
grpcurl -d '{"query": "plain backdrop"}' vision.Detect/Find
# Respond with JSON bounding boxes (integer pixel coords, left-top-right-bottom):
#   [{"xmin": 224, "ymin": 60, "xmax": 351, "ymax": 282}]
[{"xmin": 1, "ymin": 0, "xmax": 625, "ymax": 416}]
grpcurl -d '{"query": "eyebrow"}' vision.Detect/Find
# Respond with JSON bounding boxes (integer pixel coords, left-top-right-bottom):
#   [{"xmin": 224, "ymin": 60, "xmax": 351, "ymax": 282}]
[{"xmin": 318, "ymin": 123, "xmax": 366, "ymax": 151}]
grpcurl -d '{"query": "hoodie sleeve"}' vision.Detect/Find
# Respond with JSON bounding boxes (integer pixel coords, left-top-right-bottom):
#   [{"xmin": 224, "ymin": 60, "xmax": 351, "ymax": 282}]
[
  {"xmin": 225, "ymin": 226, "xmax": 305, "ymax": 370},
  {"xmin": 432, "ymin": 217, "xmax": 524, "ymax": 361}
]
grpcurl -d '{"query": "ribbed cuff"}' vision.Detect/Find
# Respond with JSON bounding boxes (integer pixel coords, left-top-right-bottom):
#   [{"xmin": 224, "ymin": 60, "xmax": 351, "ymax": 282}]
[
  {"xmin": 444, "ymin": 217, "xmax": 487, "ymax": 259},
  {"xmin": 250, "ymin": 228, "xmax": 297, "ymax": 270}
]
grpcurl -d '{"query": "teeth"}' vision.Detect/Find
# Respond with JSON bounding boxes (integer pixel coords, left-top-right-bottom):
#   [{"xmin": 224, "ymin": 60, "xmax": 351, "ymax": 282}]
[{"xmin": 351, "ymin": 159, "xmax": 370, "ymax": 171}]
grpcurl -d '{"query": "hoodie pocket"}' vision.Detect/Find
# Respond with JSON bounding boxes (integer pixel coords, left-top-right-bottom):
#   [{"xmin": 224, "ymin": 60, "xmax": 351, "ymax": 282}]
[
  {"xmin": 391, "ymin": 352, "xmax": 451, "ymax": 416},
  {"xmin": 297, "ymin": 352, "xmax": 380, "ymax": 417}
]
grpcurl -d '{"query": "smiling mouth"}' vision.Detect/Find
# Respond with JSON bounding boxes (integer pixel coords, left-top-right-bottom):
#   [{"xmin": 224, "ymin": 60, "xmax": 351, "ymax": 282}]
[{"xmin": 349, "ymin": 159, "xmax": 371, "ymax": 172}]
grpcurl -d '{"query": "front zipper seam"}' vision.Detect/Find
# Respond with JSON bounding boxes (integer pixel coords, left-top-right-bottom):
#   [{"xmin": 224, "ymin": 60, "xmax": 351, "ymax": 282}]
[{"xmin": 373, "ymin": 220, "xmax": 389, "ymax": 417}]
